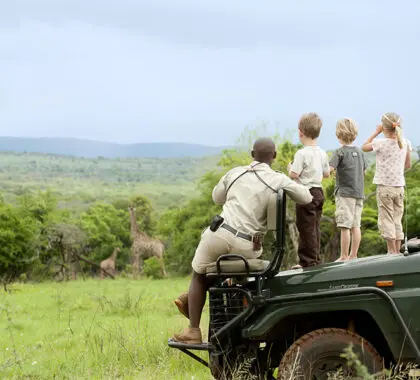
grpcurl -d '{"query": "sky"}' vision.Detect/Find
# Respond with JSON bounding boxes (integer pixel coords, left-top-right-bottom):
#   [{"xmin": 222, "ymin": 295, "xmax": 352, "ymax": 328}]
[{"xmin": 0, "ymin": 0, "xmax": 419, "ymax": 149}]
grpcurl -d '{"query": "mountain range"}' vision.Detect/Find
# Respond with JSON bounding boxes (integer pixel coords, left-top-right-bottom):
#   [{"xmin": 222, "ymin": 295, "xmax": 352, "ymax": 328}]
[{"xmin": 0, "ymin": 137, "xmax": 229, "ymax": 158}]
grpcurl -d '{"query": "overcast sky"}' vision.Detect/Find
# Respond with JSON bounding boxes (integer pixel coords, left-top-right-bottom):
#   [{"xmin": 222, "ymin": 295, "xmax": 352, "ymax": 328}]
[{"xmin": 0, "ymin": 0, "xmax": 419, "ymax": 148}]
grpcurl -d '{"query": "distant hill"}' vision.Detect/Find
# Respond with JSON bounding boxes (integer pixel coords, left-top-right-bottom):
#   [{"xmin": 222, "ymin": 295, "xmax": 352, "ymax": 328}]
[{"xmin": 0, "ymin": 137, "xmax": 229, "ymax": 158}]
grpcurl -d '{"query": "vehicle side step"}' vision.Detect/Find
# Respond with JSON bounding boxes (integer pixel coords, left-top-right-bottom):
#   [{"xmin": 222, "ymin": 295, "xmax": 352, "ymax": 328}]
[
  {"xmin": 168, "ymin": 339, "xmax": 213, "ymax": 367},
  {"xmin": 168, "ymin": 339, "xmax": 213, "ymax": 351}
]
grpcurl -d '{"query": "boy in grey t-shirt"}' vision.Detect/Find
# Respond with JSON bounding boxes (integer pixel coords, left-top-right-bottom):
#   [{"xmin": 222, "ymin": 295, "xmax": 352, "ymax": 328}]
[{"xmin": 329, "ymin": 118, "xmax": 367, "ymax": 261}]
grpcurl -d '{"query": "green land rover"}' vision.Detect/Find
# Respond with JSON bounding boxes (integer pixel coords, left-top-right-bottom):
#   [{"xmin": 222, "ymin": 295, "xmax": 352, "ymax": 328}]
[{"xmin": 168, "ymin": 190, "xmax": 420, "ymax": 379}]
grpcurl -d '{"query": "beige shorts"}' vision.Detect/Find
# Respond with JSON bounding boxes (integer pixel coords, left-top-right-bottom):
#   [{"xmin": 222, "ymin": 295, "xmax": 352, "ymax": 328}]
[
  {"xmin": 376, "ymin": 185, "xmax": 405, "ymax": 241},
  {"xmin": 335, "ymin": 196, "xmax": 363, "ymax": 229},
  {"xmin": 191, "ymin": 227, "xmax": 262, "ymax": 274}
]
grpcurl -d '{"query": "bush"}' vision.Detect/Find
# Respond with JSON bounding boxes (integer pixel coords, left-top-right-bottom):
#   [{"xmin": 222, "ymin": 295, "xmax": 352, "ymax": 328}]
[{"xmin": 143, "ymin": 257, "xmax": 165, "ymax": 279}]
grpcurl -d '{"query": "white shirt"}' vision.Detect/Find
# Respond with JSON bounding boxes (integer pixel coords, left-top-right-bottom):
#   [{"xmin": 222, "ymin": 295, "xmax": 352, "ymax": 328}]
[
  {"xmin": 291, "ymin": 146, "xmax": 329, "ymax": 189},
  {"xmin": 372, "ymin": 138, "xmax": 412, "ymax": 187},
  {"xmin": 212, "ymin": 161, "xmax": 312, "ymax": 235}
]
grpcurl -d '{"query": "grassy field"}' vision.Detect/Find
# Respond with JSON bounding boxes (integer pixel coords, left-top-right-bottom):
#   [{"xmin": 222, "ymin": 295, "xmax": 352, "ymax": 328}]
[
  {"xmin": 0, "ymin": 278, "xmax": 212, "ymax": 380},
  {"xmin": 0, "ymin": 152, "xmax": 220, "ymax": 212}
]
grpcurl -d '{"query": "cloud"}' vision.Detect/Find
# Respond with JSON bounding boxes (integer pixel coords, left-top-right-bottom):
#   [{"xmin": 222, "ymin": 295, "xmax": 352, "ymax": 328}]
[{"xmin": 0, "ymin": 0, "xmax": 419, "ymax": 147}]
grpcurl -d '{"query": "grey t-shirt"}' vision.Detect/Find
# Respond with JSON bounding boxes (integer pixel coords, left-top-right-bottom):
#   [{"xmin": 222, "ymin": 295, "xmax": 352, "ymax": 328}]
[{"xmin": 329, "ymin": 146, "xmax": 367, "ymax": 199}]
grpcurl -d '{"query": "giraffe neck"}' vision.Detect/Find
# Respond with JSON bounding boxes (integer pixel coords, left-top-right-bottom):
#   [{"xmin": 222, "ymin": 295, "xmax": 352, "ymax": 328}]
[
  {"xmin": 129, "ymin": 209, "xmax": 141, "ymax": 237},
  {"xmin": 110, "ymin": 249, "xmax": 119, "ymax": 261}
]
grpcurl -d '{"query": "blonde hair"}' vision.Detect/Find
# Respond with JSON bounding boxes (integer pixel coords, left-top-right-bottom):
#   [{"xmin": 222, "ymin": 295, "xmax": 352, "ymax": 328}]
[
  {"xmin": 336, "ymin": 118, "xmax": 358, "ymax": 145},
  {"xmin": 298, "ymin": 112, "xmax": 322, "ymax": 139},
  {"xmin": 381, "ymin": 112, "xmax": 403, "ymax": 149}
]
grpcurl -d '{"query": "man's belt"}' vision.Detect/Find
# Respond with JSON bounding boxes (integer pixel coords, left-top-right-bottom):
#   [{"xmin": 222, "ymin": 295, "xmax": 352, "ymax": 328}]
[{"xmin": 220, "ymin": 223, "xmax": 253, "ymax": 241}]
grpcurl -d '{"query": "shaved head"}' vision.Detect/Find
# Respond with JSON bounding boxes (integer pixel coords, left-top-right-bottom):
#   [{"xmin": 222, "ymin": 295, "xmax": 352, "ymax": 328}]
[{"xmin": 251, "ymin": 137, "xmax": 276, "ymax": 164}]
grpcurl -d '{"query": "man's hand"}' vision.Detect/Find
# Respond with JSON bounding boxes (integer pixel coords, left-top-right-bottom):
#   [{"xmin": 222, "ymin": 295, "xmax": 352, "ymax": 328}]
[{"xmin": 287, "ymin": 162, "xmax": 292, "ymax": 174}]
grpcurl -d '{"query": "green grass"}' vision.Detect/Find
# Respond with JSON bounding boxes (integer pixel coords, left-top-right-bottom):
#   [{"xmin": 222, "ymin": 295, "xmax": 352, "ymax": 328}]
[{"xmin": 0, "ymin": 278, "xmax": 211, "ymax": 379}]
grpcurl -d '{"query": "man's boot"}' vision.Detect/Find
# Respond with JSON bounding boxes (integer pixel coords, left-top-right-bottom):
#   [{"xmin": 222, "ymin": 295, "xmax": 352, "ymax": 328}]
[
  {"xmin": 174, "ymin": 291, "xmax": 189, "ymax": 319},
  {"xmin": 173, "ymin": 327, "xmax": 202, "ymax": 344}
]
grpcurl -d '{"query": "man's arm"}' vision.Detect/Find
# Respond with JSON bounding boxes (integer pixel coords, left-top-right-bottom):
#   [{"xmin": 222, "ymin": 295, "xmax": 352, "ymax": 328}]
[
  {"xmin": 276, "ymin": 173, "xmax": 312, "ymax": 205},
  {"xmin": 212, "ymin": 174, "xmax": 228, "ymax": 205}
]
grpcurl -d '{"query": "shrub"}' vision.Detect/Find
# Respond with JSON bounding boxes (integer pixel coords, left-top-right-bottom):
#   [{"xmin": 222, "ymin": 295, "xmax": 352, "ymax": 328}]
[{"xmin": 143, "ymin": 257, "xmax": 165, "ymax": 279}]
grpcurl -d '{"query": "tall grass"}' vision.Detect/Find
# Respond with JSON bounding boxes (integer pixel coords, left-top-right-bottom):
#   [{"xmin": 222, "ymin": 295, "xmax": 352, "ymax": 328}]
[
  {"xmin": 1, "ymin": 279, "xmax": 418, "ymax": 379},
  {"xmin": 0, "ymin": 278, "xmax": 211, "ymax": 379}
]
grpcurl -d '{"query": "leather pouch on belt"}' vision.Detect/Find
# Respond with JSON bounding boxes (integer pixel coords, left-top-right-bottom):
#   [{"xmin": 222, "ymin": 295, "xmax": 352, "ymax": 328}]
[{"xmin": 253, "ymin": 233, "xmax": 264, "ymax": 251}]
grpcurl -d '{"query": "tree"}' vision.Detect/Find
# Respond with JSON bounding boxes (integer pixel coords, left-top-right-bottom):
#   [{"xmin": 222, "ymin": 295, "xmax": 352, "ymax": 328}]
[
  {"xmin": 112, "ymin": 194, "xmax": 156, "ymax": 235},
  {"xmin": 45, "ymin": 223, "xmax": 88, "ymax": 280},
  {"xmin": 0, "ymin": 203, "xmax": 38, "ymax": 289},
  {"xmin": 79, "ymin": 203, "xmax": 130, "ymax": 264}
]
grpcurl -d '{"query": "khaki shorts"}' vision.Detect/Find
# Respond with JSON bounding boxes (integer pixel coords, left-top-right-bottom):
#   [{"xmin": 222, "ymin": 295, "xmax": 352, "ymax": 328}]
[
  {"xmin": 191, "ymin": 227, "xmax": 262, "ymax": 274},
  {"xmin": 376, "ymin": 185, "xmax": 405, "ymax": 241},
  {"xmin": 335, "ymin": 196, "xmax": 363, "ymax": 229}
]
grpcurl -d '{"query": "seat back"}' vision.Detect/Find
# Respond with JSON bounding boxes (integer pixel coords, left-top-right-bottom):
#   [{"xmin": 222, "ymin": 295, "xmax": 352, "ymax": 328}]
[
  {"xmin": 265, "ymin": 189, "xmax": 286, "ymax": 276},
  {"xmin": 267, "ymin": 191, "xmax": 278, "ymax": 231}
]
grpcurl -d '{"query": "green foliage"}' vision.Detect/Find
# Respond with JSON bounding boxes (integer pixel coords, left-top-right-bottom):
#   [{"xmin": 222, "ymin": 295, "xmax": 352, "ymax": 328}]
[
  {"xmin": 143, "ymin": 257, "xmax": 165, "ymax": 279},
  {"xmin": 0, "ymin": 203, "xmax": 39, "ymax": 284},
  {"xmin": 0, "ymin": 151, "xmax": 219, "ymax": 212},
  {"xmin": 405, "ymin": 160, "xmax": 420, "ymax": 238},
  {"xmin": 15, "ymin": 189, "xmax": 58, "ymax": 224},
  {"xmin": 79, "ymin": 203, "xmax": 130, "ymax": 262},
  {"xmin": 113, "ymin": 194, "xmax": 157, "ymax": 234},
  {"xmin": 0, "ymin": 134, "xmax": 418, "ymax": 281}
]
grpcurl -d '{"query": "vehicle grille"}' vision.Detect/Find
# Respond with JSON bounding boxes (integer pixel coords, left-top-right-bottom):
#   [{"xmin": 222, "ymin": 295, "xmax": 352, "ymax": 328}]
[{"xmin": 209, "ymin": 288, "xmax": 247, "ymax": 340}]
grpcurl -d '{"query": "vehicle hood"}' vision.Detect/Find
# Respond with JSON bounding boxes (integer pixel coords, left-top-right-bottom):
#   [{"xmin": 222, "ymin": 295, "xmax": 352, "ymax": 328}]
[{"xmin": 266, "ymin": 253, "xmax": 420, "ymax": 294}]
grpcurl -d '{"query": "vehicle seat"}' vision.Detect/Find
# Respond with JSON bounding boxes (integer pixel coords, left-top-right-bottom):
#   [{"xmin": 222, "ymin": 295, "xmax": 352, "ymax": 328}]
[{"xmin": 206, "ymin": 258, "xmax": 270, "ymax": 274}]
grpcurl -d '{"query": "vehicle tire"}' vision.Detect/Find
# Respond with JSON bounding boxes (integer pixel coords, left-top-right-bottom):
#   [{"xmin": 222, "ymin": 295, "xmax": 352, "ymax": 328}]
[{"xmin": 276, "ymin": 328, "xmax": 384, "ymax": 380}]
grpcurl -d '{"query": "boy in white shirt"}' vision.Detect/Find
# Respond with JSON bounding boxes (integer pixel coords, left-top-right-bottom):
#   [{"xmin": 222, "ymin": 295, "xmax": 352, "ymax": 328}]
[{"xmin": 288, "ymin": 112, "xmax": 330, "ymax": 268}]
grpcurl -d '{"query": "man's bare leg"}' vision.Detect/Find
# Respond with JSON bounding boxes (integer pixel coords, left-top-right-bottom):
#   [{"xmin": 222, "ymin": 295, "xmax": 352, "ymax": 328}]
[
  {"xmin": 172, "ymin": 271, "xmax": 206, "ymax": 344},
  {"xmin": 348, "ymin": 227, "xmax": 361, "ymax": 260},
  {"xmin": 188, "ymin": 271, "xmax": 207, "ymax": 328}
]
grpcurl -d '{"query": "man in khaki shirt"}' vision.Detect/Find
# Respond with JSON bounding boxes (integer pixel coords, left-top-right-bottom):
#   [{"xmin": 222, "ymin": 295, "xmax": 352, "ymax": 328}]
[{"xmin": 172, "ymin": 138, "xmax": 312, "ymax": 344}]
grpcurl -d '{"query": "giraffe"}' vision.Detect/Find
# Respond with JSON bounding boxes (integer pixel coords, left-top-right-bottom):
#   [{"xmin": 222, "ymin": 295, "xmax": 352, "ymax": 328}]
[
  {"xmin": 128, "ymin": 206, "xmax": 166, "ymax": 276},
  {"xmin": 100, "ymin": 247, "xmax": 120, "ymax": 279}
]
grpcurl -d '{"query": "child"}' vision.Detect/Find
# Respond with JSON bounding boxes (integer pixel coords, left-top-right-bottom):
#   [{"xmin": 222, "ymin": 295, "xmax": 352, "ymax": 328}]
[
  {"xmin": 288, "ymin": 112, "xmax": 330, "ymax": 268},
  {"xmin": 329, "ymin": 118, "xmax": 367, "ymax": 261},
  {"xmin": 362, "ymin": 112, "xmax": 412, "ymax": 254}
]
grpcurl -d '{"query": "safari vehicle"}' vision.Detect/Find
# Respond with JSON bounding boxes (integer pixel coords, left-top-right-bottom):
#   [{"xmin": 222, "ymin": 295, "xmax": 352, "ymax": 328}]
[{"xmin": 168, "ymin": 190, "xmax": 420, "ymax": 379}]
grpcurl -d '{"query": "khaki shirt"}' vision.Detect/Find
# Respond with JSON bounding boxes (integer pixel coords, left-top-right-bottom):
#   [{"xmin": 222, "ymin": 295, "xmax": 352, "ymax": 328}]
[{"xmin": 212, "ymin": 161, "xmax": 313, "ymax": 235}]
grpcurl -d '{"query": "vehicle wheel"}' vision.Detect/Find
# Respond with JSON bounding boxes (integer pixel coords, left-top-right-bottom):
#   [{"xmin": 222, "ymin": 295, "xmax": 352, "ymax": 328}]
[{"xmin": 277, "ymin": 328, "xmax": 384, "ymax": 380}]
